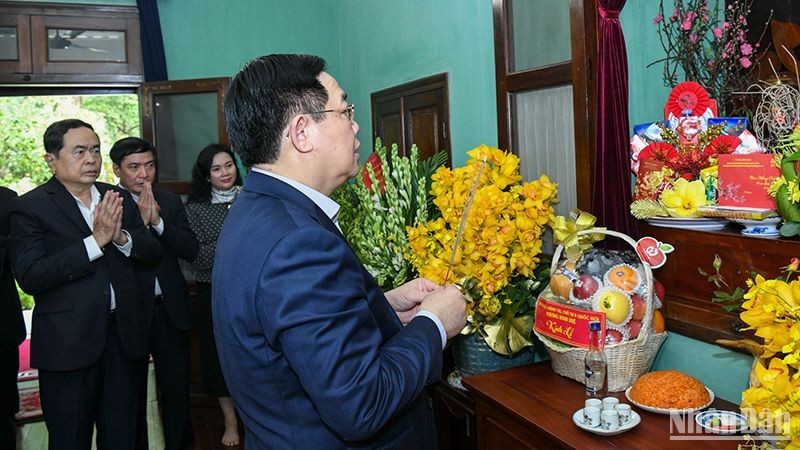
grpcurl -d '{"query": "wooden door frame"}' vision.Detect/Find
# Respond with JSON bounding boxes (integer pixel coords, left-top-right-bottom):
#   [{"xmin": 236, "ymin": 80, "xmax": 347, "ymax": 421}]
[
  {"xmin": 492, "ymin": 0, "xmax": 596, "ymax": 210},
  {"xmin": 139, "ymin": 77, "xmax": 229, "ymax": 195},
  {"xmin": 370, "ymin": 73, "xmax": 451, "ymax": 163}
]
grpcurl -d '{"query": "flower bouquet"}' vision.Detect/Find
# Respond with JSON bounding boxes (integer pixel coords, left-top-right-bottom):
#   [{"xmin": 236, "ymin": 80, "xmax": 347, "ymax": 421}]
[
  {"xmin": 715, "ymin": 258, "xmax": 800, "ymax": 448},
  {"xmin": 333, "ymin": 138, "xmax": 447, "ymax": 290},
  {"xmin": 406, "ymin": 145, "xmax": 558, "ymax": 357}
]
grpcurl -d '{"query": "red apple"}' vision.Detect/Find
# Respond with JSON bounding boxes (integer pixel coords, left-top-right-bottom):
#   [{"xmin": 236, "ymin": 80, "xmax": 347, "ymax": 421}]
[
  {"xmin": 653, "ymin": 278, "xmax": 666, "ymax": 302},
  {"xmin": 631, "ymin": 294, "xmax": 646, "ymax": 321},
  {"xmin": 628, "ymin": 319, "xmax": 642, "ymax": 339},
  {"xmin": 605, "ymin": 329, "xmax": 623, "ymax": 346},
  {"xmin": 572, "ymin": 274, "xmax": 599, "ymax": 300}
]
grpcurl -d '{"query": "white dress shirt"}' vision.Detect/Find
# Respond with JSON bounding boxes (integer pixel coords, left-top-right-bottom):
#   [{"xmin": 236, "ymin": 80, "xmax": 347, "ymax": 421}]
[{"xmin": 71, "ymin": 185, "xmax": 132, "ymax": 311}]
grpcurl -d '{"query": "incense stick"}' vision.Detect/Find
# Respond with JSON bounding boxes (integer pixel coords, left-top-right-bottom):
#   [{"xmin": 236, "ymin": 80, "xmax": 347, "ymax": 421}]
[{"xmin": 443, "ymin": 155, "xmax": 487, "ymax": 284}]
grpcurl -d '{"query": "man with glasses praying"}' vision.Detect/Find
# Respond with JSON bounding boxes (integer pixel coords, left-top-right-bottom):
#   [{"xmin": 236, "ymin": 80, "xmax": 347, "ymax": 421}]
[{"xmin": 213, "ymin": 54, "xmax": 467, "ymax": 449}]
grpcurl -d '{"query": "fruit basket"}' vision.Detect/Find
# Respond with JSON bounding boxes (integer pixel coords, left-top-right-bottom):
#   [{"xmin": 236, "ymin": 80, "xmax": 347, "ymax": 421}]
[{"xmin": 534, "ymin": 228, "xmax": 668, "ymax": 392}]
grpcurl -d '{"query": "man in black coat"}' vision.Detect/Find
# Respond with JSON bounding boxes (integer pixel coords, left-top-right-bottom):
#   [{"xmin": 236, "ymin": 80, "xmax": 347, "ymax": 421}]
[
  {"xmin": 8, "ymin": 119, "xmax": 162, "ymax": 450},
  {"xmin": 0, "ymin": 186, "xmax": 25, "ymax": 449},
  {"xmin": 110, "ymin": 137, "xmax": 198, "ymax": 450}
]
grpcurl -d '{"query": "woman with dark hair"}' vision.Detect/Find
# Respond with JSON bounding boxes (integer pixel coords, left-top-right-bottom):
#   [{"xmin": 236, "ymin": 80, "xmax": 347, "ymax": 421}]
[{"xmin": 185, "ymin": 143, "xmax": 242, "ymax": 447}]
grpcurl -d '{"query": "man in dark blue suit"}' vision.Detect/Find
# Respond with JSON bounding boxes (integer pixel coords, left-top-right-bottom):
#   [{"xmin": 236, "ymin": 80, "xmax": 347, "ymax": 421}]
[
  {"xmin": 215, "ymin": 54, "xmax": 467, "ymax": 449},
  {"xmin": 8, "ymin": 119, "xmax": 162, "ymax": 450},
  {"xmin": 110, "ymin": 137, "xmax": 198, "ymax": 450},
  {"xmin": 0, "ymin": 186, "xmax": 25, "ymax": 449}
]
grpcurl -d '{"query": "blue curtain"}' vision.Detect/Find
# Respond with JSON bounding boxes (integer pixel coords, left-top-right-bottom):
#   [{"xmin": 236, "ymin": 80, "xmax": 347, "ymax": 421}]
[{"xmin": 137, "ymin": 0, "xmax": 168, "ymax": 81}]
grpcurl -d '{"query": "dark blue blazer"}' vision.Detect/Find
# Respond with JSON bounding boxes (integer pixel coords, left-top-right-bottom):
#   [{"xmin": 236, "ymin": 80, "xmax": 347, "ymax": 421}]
[
  {"xmin": 0, "ymin": 187, "xmax": 25, "ymax": 349},
  {"xmin": 212, "ymin": 171, "xmax": 442, "ymax": 450},
  {"xmin": 8, "ymin": 178, "xmax": 162, "ymax": 370}
]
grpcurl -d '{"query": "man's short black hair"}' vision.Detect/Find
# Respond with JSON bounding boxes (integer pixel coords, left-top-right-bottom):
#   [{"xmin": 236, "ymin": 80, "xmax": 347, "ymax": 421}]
[
  {"xmin": 43, "ymin": 119, "xmax": 95, "ymax": 155},
  {"xmin": 109, "ymin": 137, "xmax": 157, "ymax": 166},
  {"xmin": 224, "ymin": 54, "xmax": 328, "ymax": 166}
]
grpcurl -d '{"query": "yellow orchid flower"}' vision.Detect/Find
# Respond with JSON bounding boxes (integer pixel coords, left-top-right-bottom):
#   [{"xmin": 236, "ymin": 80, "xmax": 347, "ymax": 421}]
[
  {"xmin": 741, "ymin": 385, "xmax": 773, "ymax": 409},
  {"xmin": 660, "ymin": 178, "xmax": 707, "ymax": 217},
  {"xmin": 754, "ymin": 358, "xmax": 794, "ymax": 399},
  {"xmin": 741, "ymin": 308, "xmax": 777, "ymax": 329},
  {"xmin": 406, "ymin": 144, "xmax": 557, "ymax": 354}
]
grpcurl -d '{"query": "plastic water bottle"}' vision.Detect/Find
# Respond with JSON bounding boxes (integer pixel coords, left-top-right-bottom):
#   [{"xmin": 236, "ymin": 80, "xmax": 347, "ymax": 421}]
[{"xmin": 584, "ymin": 320, "xmax": 607, "ymax": 399}]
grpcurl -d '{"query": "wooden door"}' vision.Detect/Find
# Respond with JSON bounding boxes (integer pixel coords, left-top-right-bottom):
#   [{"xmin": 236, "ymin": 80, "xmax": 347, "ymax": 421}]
[{"xmin": 371, "ymin": 73, "xmax": 450, "ymax": 164}]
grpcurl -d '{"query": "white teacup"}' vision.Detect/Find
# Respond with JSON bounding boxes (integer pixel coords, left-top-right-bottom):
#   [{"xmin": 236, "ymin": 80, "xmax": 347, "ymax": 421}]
[
  {"xmin": 583, "ymin": 406, "xmax": 601, "ymax": 428},
  {"xmin": 585, "ymin": 398, "xmax": 602, "ymax": 411},
  {"xmin": 615, "ymin": 403, "xmax": 632, "ymax": 425},
  {"xmin": 601, "ymin": 409, "xmax": 620, "ymax": 431},
  {"xmin": 602, "ymin": 396, "xmax": 620, "ymax": 411}
]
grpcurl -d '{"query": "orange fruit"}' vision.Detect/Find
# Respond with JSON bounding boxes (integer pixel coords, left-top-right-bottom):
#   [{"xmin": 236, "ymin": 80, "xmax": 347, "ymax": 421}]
[
  {"xmin": 652, "ymin": 309, "xmax": 666, "ymax": 333},
  {"xmin": 549, "ymin": 260, "xmax": 576, "ymax": 300},
  {"xmin": 606, "ymin": 265, "xmax": 640, "ymax": 292}
]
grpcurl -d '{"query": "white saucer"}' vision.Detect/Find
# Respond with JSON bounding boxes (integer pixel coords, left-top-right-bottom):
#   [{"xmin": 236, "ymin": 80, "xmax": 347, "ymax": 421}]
[
  {"xmin": 572, "ymin": 408, "xmax": 641, "ymax": 436},
  {"xmin": 741, "ymin": 230, "xmax": 780, "ymax": 238},
  {"xmin": 695, "ymin": 409, "xmax": 748, "ymax": 434}
]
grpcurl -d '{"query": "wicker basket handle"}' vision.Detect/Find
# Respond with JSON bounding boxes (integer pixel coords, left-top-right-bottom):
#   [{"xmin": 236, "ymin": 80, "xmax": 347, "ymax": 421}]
[{"xmin": 549, "ymin": 228, "xmax": 656, "ymax": 342}]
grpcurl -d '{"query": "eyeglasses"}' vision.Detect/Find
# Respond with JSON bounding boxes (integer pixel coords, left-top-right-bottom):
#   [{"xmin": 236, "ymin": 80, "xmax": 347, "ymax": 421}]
[{"xmin": 305, "ymin": 103, "xmax": 356, "ymax": 122}]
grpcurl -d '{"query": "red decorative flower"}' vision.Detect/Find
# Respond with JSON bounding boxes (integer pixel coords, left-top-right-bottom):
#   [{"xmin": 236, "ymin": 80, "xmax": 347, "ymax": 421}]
[
  {"xmin": 702, "ymin": 135, "xmax": 742, "ymax": 158},
  {"xmin": 639, "ymin": 142, "xmax": 680, "ymax": 164},
  {"xmin": 666, "ymin": 82, "xmax": 711, "ymax": 117},
  {"xmin": 361, "ymin": 152, "xmax": 386, "ymax": 194}
]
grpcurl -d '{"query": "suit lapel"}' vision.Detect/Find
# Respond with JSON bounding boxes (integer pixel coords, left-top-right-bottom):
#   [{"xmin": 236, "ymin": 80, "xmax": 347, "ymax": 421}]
[{"xmin": 45, "ymin": 177, "xmax": 92, "ymax": 235}]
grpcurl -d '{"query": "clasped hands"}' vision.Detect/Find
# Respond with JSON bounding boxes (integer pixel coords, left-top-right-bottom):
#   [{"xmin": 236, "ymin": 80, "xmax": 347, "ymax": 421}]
[
  {"xmin": 385, "ymin": 278, "xmax": 467, "ymax": 339},
  {"xmin": 92, "ymin": 190, "xmax": 127, "ymax": 247},
  {"xmin": 136, "ymin": 182, "xmax": 161, "ymax": 227}
]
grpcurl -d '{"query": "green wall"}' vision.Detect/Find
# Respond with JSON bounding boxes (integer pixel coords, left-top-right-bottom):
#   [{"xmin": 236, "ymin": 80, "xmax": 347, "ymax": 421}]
[
  {"xmin": 157, "ymin": 0, "xmax": 340, "ymax": 82},
  {"xmin": 622, "ymin": 2, "xmax": 673, "ymax": 128},
  {"xmin": 336, "ymin": 0, "xmax": 497, "ymax": 167}
]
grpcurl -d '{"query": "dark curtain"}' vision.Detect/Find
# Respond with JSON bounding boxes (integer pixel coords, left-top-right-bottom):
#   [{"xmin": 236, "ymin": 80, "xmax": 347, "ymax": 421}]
[
  {"xmin": 591, "ymin": 0, "xmax": 638, "ymax": 243},
  {"xmin": 137, "ymin": 0, "xmax": 168, "ymax": 81}
]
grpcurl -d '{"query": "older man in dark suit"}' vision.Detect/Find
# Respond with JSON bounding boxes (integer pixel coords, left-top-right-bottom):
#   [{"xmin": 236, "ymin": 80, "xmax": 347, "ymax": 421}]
[
  {"xmin": 8, "ymin": 119, "xmax": 162, "ymax": 450},
  {"xmin": 110, "ymin": 137, "xmax": 198, "ymax": 450},
  {"xmin": 0, "ymin": 186, "xmax": 25, "ymax": 449}
]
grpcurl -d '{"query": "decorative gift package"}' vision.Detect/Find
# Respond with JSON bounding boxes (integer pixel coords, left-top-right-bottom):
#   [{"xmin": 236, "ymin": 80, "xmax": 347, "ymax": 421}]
[{"xmin": 533, "ymin": 211, "xmax": 670, "ymax": 391}]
